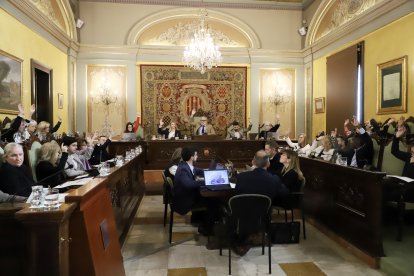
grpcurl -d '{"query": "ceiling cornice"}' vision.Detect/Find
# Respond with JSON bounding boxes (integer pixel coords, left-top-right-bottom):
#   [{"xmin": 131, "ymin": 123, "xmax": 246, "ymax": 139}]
[{"xmin": 79, "ymin": 0, "xmax": 305, "ymax": 11}]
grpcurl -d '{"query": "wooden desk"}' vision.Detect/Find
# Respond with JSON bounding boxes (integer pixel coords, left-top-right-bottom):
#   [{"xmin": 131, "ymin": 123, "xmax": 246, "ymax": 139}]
[
  {"xmin": 300, "ymin": 157, "xmax": 386, "ymax": 266},
  {"xmin": 65, "ymin": 153, "xmax": 145, "ymax": 276}
]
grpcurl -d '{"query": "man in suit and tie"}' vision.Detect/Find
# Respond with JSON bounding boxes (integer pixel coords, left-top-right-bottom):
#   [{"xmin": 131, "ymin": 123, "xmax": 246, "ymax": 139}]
[
  {"xmin": 173, "ymin": 147, "xmax": 205, "ymax": 215},
  {"xmin": 190, "ymin": 109, "xmax": 216, "ymax": 136}
]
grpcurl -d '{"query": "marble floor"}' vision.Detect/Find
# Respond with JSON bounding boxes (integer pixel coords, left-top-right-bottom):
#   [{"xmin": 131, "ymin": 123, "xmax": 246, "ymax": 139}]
[{"xmin": 122, "ymin": 195, "xmax": 385, "ymax": 276}]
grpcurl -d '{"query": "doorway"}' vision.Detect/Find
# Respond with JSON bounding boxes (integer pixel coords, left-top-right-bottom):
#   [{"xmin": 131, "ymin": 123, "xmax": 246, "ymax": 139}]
[{"xmin": 31, "ymin": 60, "xmax": 53, "ymax": 123}]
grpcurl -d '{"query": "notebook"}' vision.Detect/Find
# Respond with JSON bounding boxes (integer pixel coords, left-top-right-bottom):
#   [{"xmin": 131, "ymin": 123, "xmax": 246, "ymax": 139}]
[{"xmin": 203, "ymin": 169, "xmax": 231, "ymax": 190}]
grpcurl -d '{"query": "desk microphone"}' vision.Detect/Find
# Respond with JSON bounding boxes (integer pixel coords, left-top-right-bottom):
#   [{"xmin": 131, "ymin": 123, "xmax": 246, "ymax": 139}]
[{"xmin": 36, "ymin": 164, "xmax": 74, "ymax": 187}]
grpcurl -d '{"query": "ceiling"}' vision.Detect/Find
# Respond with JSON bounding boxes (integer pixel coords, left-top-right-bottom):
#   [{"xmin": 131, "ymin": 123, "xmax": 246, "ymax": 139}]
[{"xmin": 79, "ymin": 0, "xmax": 315, "ymax": 10}]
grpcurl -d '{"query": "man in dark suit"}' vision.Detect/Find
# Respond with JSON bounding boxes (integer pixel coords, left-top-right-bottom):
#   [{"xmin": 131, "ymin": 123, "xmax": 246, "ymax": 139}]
[
  {"xmin": 89, "ymin": 135, "xmax": 112, "ymax": 165},
  {"xmin": 236, "ymin": 150, "xmax": 288, "ymax": 199},
  {"xmin": 173, "ymin": 147, "xmax": 205, "ymax": 215},
  {"xmin": 233, "ymin": 150, "xmax": 288, "ymax": 255},
  {"xmin": 346, "ymin": 117, "xmax": 374, "ymax": 168},
  {"xmin": 265, "ymin": 140, "xmax": 283, "ymax": 176}
]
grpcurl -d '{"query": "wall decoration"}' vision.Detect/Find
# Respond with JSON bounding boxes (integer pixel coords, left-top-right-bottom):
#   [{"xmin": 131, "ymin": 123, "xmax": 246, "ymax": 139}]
[
  {"xmin": 140, "ymin": 65, "xmax": 247, "ymax": 137},
  {"xmin": 58, "ymin": 93, "xmax": 64, "ymax": 109},
  {"xmin": 87, "ymin": 65, "xmax": 127, "ymax": 136},
  {"xmin": 314, "ymin": 97, "xmax": 325, "ymax": 113},
  {"xmin": 377, "ymin": 56, "xmax": 407, "ymax": 114},
  {"xmin": 0, "ymin": 50, "xmax": 22, "ymax": 114}
]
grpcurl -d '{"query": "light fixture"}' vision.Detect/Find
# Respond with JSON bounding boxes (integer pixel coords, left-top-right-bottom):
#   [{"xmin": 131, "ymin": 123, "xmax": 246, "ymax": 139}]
[
  {"xmin": 92, "ymin": 77, "xmax": 118, "ymax": 136},
  {"xmin": 298, "ymin": 19, "xmax": 308, "ymax": 36},
  {"xmin": 182, "ymin": 9, "xmax": 222, "ymax": 74},
  {"xmin": 76, "ymin": 18, "xmax": 84, "ymax": 29}
]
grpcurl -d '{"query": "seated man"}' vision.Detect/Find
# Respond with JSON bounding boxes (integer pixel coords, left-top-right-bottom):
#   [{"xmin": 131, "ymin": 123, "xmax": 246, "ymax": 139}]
[
  {"xmin": 226, "ymin": 121, "xmax": 252, "ymax": 140},
  {"xmin": 89, "ymin": 134, "xmax": 112, "ymax": 165},
  {"xmin": 345, "ymin": 117, "xmax": 374, "ymax": 168},
  {"xmin": 258, "ymin": 114, "xmax": 280, "ymax": 140},
  {"xmin": 194, "ymin": 116, "xmax": 215, "ymax": 136},
  {"xmin": 173, "ymin": 147, "xmax": 205, "ymax": 215},
  {"xmin": 63, "ymin": 135, "xmax": 94, "ymax": 178},
  {"xmin": 264, "ymin": 140, "xmax": 283, "ymax": 176},
  {"xmin": 236, "ymin": 150, "xmax": 288, "ymax": 199}
]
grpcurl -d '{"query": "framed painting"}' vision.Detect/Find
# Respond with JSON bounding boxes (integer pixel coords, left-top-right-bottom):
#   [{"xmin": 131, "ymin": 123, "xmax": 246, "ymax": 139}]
[
  {"xmin": 0, "ymin": 50, "xmax": 22, "ymax": 114},
  {"xmin": 314, "ymin": 97, "xmax": 325, "ymax": 113},
  {"xmin": 377, "ymin": 56, "xmax": 407, "ymax": 114},
  {"xmin": 58, "ymin": 93, "xmax": 64, "ymax": 109}
]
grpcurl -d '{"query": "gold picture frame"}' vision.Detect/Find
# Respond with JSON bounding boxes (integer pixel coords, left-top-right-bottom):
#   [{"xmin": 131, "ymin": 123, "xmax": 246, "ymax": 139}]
[
  {"xmin": 58, "ymin": 93, "xmax": 64, "ymax": 109},
  {"xmin": 314, "ymin": 97, "xmax": 325, "ymax": 113},
  {"xmin": 0, "ymin": 49, "xmax": 22, "ymax": 114},
  {"xmin": 377, "ymin": 56, "xmax": 407, "ymax": 114}
]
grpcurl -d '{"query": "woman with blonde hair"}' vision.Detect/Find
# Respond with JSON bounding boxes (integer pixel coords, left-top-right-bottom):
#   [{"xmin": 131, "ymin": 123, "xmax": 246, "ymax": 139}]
[
  {"xmin": 309, "ymin": 135, "xmax": 335, "ymax": 161},
  {"xmin": 279, "ymin": 149, "xmax": 304, "ymax": 192},
  {"xmin": 36, "ymin": 116, "xmax": 62, "ymax": 141},
  {"xmin": 36, "ymin": 141, "xmax": 68, "ymax": 187}
]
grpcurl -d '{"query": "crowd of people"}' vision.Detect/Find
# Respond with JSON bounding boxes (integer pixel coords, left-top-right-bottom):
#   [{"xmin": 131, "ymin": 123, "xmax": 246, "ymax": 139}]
[{"xmin": 1, "ymin": 104, "xmax": 413, "ymax": 256}]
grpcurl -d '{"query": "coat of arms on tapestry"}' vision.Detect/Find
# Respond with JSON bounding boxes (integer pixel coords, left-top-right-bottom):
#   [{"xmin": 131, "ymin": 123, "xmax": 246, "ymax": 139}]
[{"xmin": 140, "ymin": 65, "xmax": 247, "ymax": 137}]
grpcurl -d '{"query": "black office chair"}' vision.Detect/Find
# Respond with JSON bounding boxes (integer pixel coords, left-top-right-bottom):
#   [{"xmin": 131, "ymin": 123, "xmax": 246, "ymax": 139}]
[
  {"xmin": 273, "ymin": 178, "xmax": 306, "ymax": 240},
  {"xmin": 165, "ymin": 176, "xmax": 206, "ymax": 244},
  {"xmin": 220, "ymin": 194, "xmax": 272, "ymax": 275}
]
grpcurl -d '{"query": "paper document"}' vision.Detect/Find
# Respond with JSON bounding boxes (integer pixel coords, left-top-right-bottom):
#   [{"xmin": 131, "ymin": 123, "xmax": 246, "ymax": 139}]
[
  {"xmin": 387, "ymin": 175, "xmax": 414, "ymax": 183},
  {"xmin": 54, "ymin": 177, "xmax": 94, "ymax": 189}
]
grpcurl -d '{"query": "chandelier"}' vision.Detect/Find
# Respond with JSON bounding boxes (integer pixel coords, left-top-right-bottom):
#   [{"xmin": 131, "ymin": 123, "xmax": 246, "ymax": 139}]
[{"xmin": 183, "ymin": 9, "xmax": 222, "ymax": 74}]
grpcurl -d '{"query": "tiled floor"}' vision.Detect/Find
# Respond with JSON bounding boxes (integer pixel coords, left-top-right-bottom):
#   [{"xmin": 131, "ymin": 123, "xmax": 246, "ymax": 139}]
[{"xmin": 122, "ymin": 195, "xmax": 385, "ymax": 276}]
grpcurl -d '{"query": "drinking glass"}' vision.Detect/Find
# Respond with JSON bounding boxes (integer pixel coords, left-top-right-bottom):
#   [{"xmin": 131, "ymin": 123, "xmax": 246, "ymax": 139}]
[
  {"xmin": 44, "ymin": 188, "xmax": 59, "ymax": 209},
  {"xmin": 115, "ymin": 155, "xmax": 124, "ymax": 167},
  {"xmin": 30, "ymin": 185, "xmax": 44, "ymax": 209},
  {"xmin": 99, "ymin": 162, "xmax": 110, "ymax": 176},
  {"xmin": 340, "ymin": 157, "xmax": 348, "ymax": 166}
]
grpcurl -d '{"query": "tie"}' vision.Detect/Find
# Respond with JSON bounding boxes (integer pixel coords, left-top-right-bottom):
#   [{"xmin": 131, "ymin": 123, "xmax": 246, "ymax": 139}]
[{"xmin": 201, "ymin": 125, "xmax": 205, "ymax": 134}]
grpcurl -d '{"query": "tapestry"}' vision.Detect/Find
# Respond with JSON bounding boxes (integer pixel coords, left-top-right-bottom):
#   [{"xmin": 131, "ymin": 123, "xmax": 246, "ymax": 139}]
[{"xmin": 140, "ymin": 65, "xmax": 247, "ymax": 137}]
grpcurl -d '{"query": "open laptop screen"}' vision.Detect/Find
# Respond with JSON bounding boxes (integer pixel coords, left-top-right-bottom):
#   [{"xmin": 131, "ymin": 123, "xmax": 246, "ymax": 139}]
[{"xmin": 204, "ymin": 169, "xmax": 229, "ymax": 186}]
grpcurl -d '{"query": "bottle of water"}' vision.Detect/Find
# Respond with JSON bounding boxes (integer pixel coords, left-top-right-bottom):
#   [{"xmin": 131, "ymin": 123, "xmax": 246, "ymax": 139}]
[{"xmin": 336, "ymin": 154, "xmax": 342, "ymax": 165}]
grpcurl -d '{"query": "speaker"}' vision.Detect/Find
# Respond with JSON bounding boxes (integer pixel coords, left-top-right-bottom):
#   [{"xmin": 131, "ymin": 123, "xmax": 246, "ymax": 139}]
[{"xmin": 76, "ymin": 19, "xmax": 84, "ymax": 29}]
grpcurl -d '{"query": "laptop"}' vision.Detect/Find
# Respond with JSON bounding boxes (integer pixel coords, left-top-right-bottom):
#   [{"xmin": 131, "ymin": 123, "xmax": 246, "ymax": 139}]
[
  {"xmin": 203, "ymin": 169, "xmax": 231, "ymax": 191},
  {"xmin": 122, "ymin": 133, "xmax": 136, "ymax": 141},
  {"xmin": 208, "ymin": 159, "xmax": 225, "ymax": 170}
]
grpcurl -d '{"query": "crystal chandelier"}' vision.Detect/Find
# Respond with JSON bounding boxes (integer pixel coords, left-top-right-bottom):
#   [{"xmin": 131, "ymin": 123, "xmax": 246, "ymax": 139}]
[{"xmin": 183, "ymin": 9, "xmax": 222, "ymax": 74}]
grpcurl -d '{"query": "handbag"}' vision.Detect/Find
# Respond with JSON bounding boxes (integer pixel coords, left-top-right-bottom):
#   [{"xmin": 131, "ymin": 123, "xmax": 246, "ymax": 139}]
[{"xmin": 270, "ymin": 221, "xmax": 300, "ymax": 244}]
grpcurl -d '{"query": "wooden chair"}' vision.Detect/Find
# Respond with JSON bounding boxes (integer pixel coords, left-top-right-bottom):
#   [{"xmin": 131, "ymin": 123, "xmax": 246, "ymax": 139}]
[{"xmin": 161, "ymin": 172, "xmax": 169, "ymax": 227}]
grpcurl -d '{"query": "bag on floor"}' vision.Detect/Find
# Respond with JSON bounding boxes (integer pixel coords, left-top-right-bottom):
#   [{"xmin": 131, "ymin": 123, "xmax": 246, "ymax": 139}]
[{"xmin": 270, "ymin": 222, "xmax": 300, "ymax": 244}]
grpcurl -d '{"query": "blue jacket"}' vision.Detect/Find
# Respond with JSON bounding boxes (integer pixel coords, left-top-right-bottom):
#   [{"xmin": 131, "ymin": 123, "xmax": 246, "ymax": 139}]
[{"xmin": 173, "ymin": 161, "xmax": 204, "ymax": 215}]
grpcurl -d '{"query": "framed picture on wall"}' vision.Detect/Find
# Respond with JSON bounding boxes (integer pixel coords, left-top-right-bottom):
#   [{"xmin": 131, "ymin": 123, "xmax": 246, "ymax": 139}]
[
  {"xmin": 377, "ymin": 56, "xmax": 407, "ymax": 114},
  {"xmin": 58, "ymin": 93, "xmax": 64, "ymax": 109},
  {"xmin": 0, "ymin": 49, "xmax": 22, "ymax": 114},
  {"xmin": 314, "ymin": 97, "xmax": 325, "ymax": 113}
]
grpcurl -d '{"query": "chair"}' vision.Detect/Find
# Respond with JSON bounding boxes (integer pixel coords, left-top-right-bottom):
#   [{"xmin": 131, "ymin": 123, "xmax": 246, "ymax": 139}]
[
  {"xmin": 273, "ymin": 178, "xmax": 306, "ymax": 240},
  {"xmin": 220, "ymin": 194, "xmax": 272, "ymax": 275},
  {"xmin": 165, "ymin": 176, "xmax": 207, "ymax": 244},
  {"xmin": 161, "ymin": 172, "xmax": 169, "ymax": 227},
  {"xmin": 27, "ymin": 141, "xmax": 42, "ymax": 182}
]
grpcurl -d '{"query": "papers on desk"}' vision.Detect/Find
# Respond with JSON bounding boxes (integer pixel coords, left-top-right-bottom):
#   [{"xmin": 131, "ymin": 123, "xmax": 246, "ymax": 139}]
[
  {"xmin": 387, "ymin": 175, "xmax": 414, "ymax": 183},
  {"xmin": 54, "ymin": 177, "xmax": 94, "ymax": 189}
]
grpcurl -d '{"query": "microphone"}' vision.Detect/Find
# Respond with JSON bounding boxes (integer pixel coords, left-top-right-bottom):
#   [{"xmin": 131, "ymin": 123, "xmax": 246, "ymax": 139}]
[{"xmin": 36, "ymin": 164, "xmax": 74, "ymax": 187}]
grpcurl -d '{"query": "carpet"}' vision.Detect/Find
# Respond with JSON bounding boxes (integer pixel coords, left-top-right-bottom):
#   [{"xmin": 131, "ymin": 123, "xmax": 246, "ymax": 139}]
[
  {"xmin": 168, "ymin": 267, "xmax": 207, "ymax": 276},
  {"xmin": 279, "ymin": 262, "xmax": 326, "ymax": 276}
]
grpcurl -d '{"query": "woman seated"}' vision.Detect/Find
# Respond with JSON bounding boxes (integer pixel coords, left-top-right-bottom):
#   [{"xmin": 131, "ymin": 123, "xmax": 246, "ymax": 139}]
[
  {"xmin": 62, "ymin": 135, "xmax": 94, "ymax": 178},
  {"xmin": 89, "ymin": 135, "xmax": 112, "ymax": 165},
  {"xmin": 286, "ymin": 133, "xmax": 311, "ymax": 155},
  {"xmin": 36, "ymin": 141, "xmax": 69, "ymax": 187},
  {"xmin": 309, "ymin": 135, "xmax": 335, "ymax": 161},
  {"xmin": 122, "ymin": 122, "xmax": 137, "ymax": 141},
  {"xmin": 279, "ymin": 149, "xmax": 304, "ymax": 193},
  {"xmin": 164, "ymin": 147, "xmax": 182, "ymax": 181},
  {"xmin": 36, "ymin": 116, "xmax": 62, "ymax": 141},
  {"xmin": 0, "ymin": 143, "xmax": 35, "ymax": 197},
  {"xmin": 158, "ymin": 119, "xmax": 181, "ymax": 139}
]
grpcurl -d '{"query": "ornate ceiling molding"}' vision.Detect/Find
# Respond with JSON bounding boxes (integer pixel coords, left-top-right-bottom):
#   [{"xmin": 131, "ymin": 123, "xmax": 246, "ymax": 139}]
[
  {"xmin": 306, "ymin": 0, "xmax": 409, "ymax": 48},
  {"xmin": 8, "ymin": 0, "xmax": 78, "ymax": 49},
  {"xmin": 79, "ymin": 0, "xmax": 305, "ymax": 11},
  {"xmin": 126, "ymin": 8, "xmax": 261, "ymax": 48}
]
